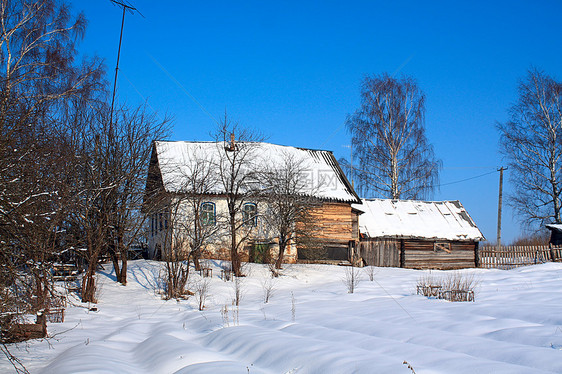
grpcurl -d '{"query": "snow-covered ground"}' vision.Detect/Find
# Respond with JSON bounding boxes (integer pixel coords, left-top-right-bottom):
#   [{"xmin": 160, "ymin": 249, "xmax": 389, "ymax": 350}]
[{"xmin": 3, "ymin": 260, "xmax": 562, "ymax": 373}]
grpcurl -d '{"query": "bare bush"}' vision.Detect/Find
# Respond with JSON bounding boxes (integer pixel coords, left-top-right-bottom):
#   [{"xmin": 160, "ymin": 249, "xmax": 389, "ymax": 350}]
[
  {"xmin": 364, "ymin": 266, "xmax": 377, "ymax": 281},
  {"xmin": 268, "ymin": 262, "xmax": 280, "ymax": 278},
  {"xmin": 221, "ymin": 261, "xmax": 233, "ymax": 281},
  {"xmin": 221, "ymin": 304, "xmax": 239, "ymax": 326},
  {"xmin": 343, "ymin": 265, "xmax": 361, "ymax": 293},
  {"xmin": 443, "ymin": 272, "xmax": 478, "ymax": 293},
  {"xmin": 194, "ymin": 276, "xmax": 211, "ymax": 311},
  {"xmin": 232, "ymin": 277, "xmax": 244, "ymax": 306},
  {"xmin": 221, "ymin": 304, "xmax": 229, "ymax": 326},
  {"xmin": 511, "ymin": 231, "xmax": 550, "ymax": 246},
  {"xmin": 261, "ymin": 278, "xmax": 277, "ymax": 303}
]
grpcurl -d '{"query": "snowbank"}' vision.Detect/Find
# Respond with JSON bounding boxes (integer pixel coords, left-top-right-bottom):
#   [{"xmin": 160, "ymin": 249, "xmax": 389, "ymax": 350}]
[{"xmin": 2, "ymin": 261, "xmax": 562, "ymax": 373}]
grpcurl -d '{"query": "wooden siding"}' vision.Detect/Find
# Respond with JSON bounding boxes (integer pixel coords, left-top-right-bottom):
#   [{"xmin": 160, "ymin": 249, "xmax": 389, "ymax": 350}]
[
  {"xmin": 402, "ymin": 240, "xmax": 477, "ymax": 269},
  {"xmin": 360, "ymin": 239, "xmax": 400, "ymax": 267},
  {"xmin": 297, "ymin": 202, "xmax": 357, "ymax": 261},
  {"xmin": 312, "ymin": 202, "xmax": 354, "ymax": 242}
]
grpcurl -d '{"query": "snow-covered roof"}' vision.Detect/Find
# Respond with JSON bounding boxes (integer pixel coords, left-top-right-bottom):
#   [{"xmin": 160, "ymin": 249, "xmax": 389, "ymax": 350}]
[
  {"xmin": 352, "ymin": 198, "xmax": 484, "ymax": 241},
  {"xmin": 153, "ymin": 141, "xmax": 360, "ymax": 203},
  {"xmin": 545, "ymin": 224, "xmax": 562, "ymax": 232}
]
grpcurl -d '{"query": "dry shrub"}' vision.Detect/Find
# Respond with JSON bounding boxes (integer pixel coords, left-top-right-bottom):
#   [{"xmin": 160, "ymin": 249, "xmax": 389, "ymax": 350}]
[
  {"xmin": 193, "ymin": 276, "xmax": 211, "ymax": 311},
  {"xmin": 161, "ymin": 260, "xmax": 191, "ymax": 300},
  {"xmin": 416, "ymin": 272, "xmax": 478, "ymax": 302},
  {"xmin": 364, "ymin": 266, "xmax": 377, "ymax": 281},
  {"xmin": 261, "ymin": 278, "xmax": 276, "ymax": 303},
  {"xmin": 221, "ymin": 261, "xmax": 233, "ymax": 281},
  {"xmin": 343, "ymin": 265, "xmax": 361, "ymax": 294},
  {"xmin": 232, "ymin": 277, "xmax": 244, "ymax": 306},
  {"xmin": 511, "ymin": 231, "xmax": 550, "ymax": 246},
  {"xmin": 443, "ymin": 272, "xmax": 477, "ymax": 292}
]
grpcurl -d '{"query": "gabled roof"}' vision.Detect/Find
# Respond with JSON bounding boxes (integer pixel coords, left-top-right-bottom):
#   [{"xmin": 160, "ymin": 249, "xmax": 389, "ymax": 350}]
[
  {"xmin": 152, "ymin": 140, "xmax": 361, "ymax": 203},
  {"xmin": 352, "ymin": 198, "xmax": 484, "ymax": 241}
]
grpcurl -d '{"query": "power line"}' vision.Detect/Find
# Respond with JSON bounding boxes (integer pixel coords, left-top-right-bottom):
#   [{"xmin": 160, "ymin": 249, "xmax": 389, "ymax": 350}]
[
  {"xmin": 346, "ymin": 164, "xmax": 498, "ymax": 189},
  {"xmin": 146, "ymin": 53, "xmax": 219, "ymax": 126},
  {"xmin": 434, "ymin": 170, "xmax": 498, "ymax": 188}
]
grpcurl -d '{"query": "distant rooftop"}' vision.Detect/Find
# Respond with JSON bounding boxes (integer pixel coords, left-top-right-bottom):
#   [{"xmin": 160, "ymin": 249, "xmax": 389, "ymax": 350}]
[{"xmin": 353, "ymin": 198, "xmax": 484, "ymax": 241}]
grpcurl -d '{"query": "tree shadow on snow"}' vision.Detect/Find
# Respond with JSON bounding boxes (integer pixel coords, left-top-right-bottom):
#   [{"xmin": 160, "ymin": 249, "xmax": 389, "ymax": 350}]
[
  {"xmin": 129, "ymin": 262, "xmax": 161, "ymax": 292},
  {"xmin": 97, "ymin": 264, "xmax": 117, "ymax": 282}
]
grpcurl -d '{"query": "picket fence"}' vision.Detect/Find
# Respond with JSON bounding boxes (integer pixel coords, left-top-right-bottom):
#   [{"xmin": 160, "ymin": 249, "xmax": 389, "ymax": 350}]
[{"xmin": 478, "ymin": 245, "xmax": 562, "ymax": 269}]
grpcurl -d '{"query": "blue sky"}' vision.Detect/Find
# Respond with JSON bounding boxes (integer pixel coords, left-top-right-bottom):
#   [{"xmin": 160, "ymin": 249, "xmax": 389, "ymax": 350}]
[{"xmin": 71, "ymin": 0, "xmax": 562, "ymax": 244}]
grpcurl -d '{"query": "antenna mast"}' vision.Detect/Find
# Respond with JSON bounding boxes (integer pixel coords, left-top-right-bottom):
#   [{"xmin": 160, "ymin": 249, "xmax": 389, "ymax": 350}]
[{"xmin": 109, "ymin": 0, "xmax": 142, "ymax": 130}]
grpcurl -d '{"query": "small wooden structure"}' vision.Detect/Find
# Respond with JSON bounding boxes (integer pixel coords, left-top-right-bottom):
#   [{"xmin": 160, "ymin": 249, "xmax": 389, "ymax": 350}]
[
  {"xmin": 546, "ymin": 224, "xmax": 562, "ymax": 246},
  {"xmin": 354, "ymin": 199, "xmax": 484, "ymax": 269},
  {"xmin": 1, "ymin": 312, "xmax": 47, "ymax": 343}
]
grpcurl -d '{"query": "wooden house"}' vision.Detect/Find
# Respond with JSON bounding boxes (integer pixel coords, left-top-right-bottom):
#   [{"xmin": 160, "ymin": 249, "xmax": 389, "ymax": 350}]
[
  {"xmin": 144, "ymin": 140, "xmax": 361, "ymax": 263},
  {"xmin": 353, "ymin": 199, "xmax": 484, "ymax": 269}
]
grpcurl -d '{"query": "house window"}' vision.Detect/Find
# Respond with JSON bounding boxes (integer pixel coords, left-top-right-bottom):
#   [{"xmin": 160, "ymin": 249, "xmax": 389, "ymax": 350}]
[
  {"xmin": 201, "ymin": 202, "xmax": 216, "ymax": 226},
  {"xmin": 434, "ymin": 242, "xmax": 451, "ymax": 253},
  {"xmin": 243, "ymin": 203, "xmax": 257, "ymax": 227}
]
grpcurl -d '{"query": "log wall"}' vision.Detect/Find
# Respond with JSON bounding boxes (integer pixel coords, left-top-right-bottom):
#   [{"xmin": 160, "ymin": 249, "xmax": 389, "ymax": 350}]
[
  {"xmin": 402, "ymin": 240, "xmax": 477, "ymax": 270},
  {"xmin": 310, "ymin": 202, "xmax": 354, "ymax": 242},
  {"xmin": 297, "ymin": 202, "xmax": 358, "ymax": 261},
  {"xmin": 358, "ymin": 238, "xmax": 478, "ymax": 269}
]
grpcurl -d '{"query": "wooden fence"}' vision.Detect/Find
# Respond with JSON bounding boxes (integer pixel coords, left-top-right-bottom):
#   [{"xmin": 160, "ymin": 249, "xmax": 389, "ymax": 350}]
[{"xmin": 478, "ymin": 245, "xmax": 562, "ymax": 269}]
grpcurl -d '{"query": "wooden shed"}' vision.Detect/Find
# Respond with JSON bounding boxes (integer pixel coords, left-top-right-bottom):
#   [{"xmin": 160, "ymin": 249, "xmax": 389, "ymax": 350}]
[
  {"xmin": 545, "ymin": 224, "xmax": 562, "ymax": 246},
  {"xmin": 353, "ymin": 199, "xmax": 484, "ymax": 269}
]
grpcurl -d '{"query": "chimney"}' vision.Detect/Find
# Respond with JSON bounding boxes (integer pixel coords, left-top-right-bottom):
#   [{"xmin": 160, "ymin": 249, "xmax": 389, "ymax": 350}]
[{"xmin": 229, "ymin": 132, "xmax": 235, "ymax": 151}]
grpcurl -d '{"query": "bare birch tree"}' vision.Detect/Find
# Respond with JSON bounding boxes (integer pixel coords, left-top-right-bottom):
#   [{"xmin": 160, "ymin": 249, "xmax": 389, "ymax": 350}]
[
  {"xmin": 498, "ymin": 68, "xmax": 562, "ymax": 227},
  {"xmin": 346, "ymin": 74, "xmax": 440, "ymax": 199},
  {"xmin": 0, "ymin": 0, "xmax": 103, "ymax": 309}
]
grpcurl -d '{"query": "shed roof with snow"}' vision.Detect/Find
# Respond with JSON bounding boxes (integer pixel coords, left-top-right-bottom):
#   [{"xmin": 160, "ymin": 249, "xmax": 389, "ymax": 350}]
[
  {"xmin": 545, "ymin": 224, "xmax": 562, "ymax": 232},
  {"xmin": 352, "ymin": 198, "xmax": 484, "ymax": 241},
  {"xmin": 152, "ymin": 140, "xmax": 361, "ymax": 203}
]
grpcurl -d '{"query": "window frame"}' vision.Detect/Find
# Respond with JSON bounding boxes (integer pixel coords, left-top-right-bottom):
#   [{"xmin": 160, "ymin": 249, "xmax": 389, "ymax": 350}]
[
  {"xmin": 200, "ymin": 202, "xmax": 216, "ymax": 226},
  {"xmin": 242, "ymin": 202, "xmax": 258, "ymax": 227},
  {"xmin": 434, "ymin": 242, "xmax": 452, "ymax": 253}
]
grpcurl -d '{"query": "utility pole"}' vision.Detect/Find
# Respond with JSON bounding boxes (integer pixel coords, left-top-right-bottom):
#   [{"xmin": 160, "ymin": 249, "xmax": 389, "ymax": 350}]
[
  {"xmin": 497, "ymin": 166, "xmax": 507, "ymax": 249},
  {"xmin": 109, "ymin": 0, "xmax": 142, "ymax": 130}
]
